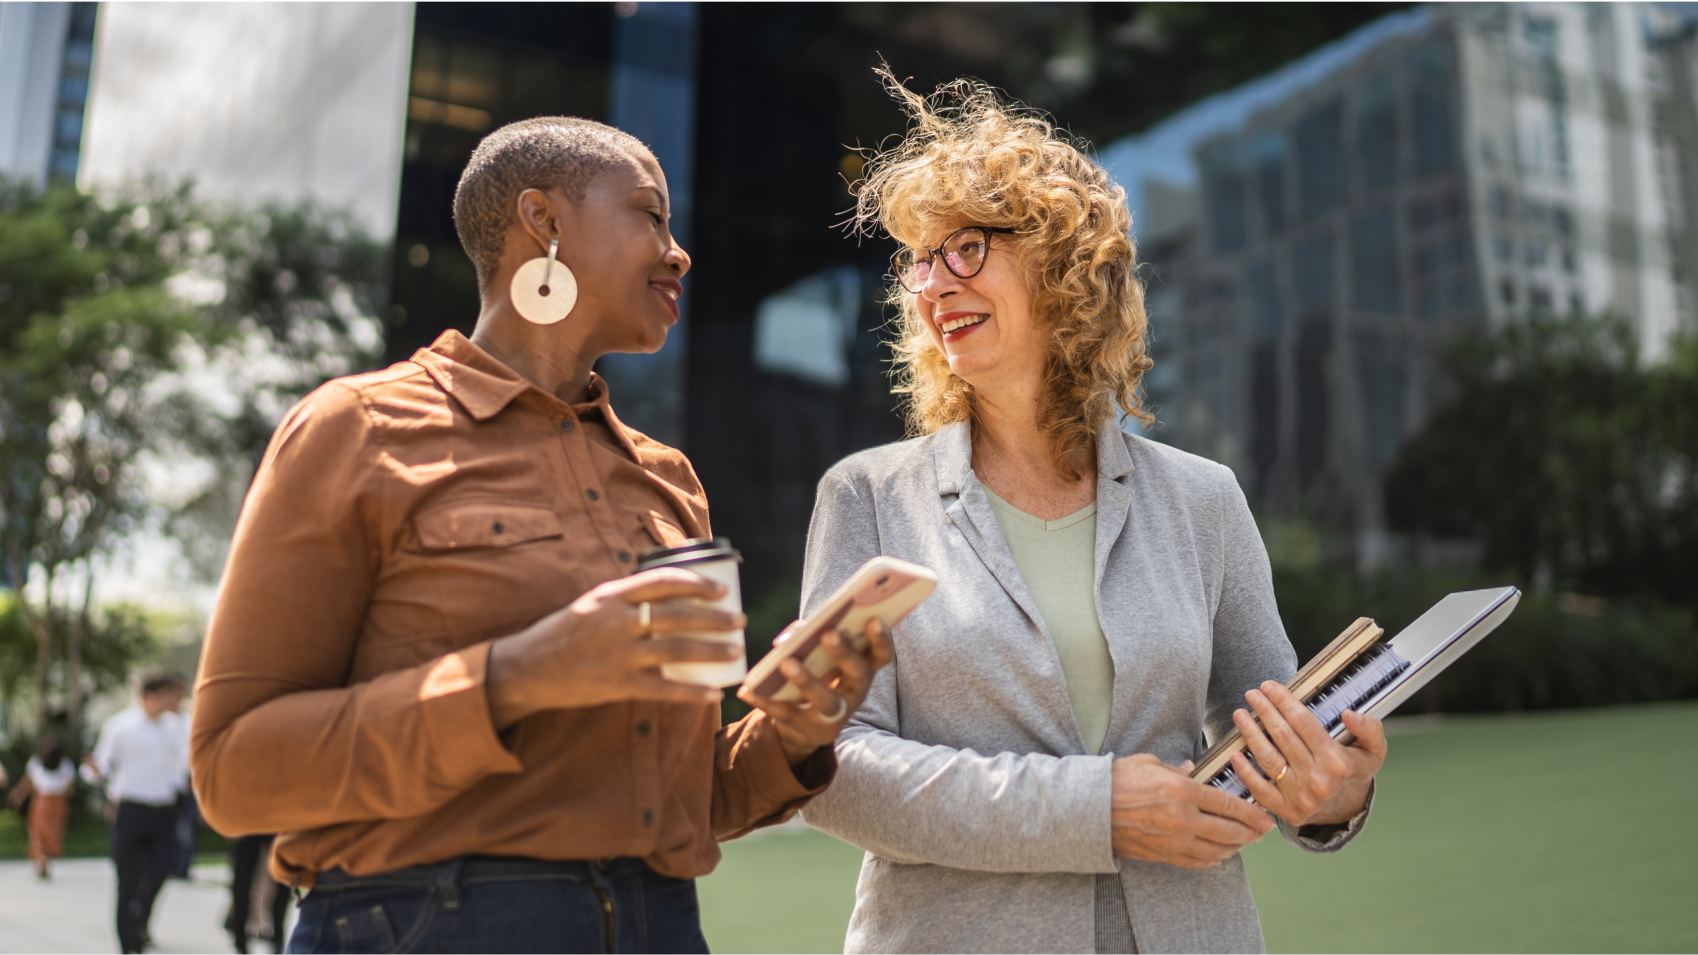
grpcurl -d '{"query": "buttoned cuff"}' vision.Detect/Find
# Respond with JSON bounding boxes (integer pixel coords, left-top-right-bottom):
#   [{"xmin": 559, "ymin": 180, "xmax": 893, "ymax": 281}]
[
  {"xmin": 743, "ymin": 708, "xmax": 839, "ymax": 802},
  {"xmin": 1286, "ymin": 778, "xmax": 1375, "ymax": 853},
  {"xmin": 714, "ymin": 709, "xmax": 838, "ymax": 838},
  {"xmin": 419, "ymin": 642, "xmax": 525, "ymax": 785}
]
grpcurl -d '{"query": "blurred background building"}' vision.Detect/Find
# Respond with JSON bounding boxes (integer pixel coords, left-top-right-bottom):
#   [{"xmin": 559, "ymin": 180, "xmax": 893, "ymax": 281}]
[
  {"xmin": 0, "ymin": 1, "xmax": 95, "ymax": 187},
  {"xmin": 7, "ymin": 0, "xmax": 1698, "ymax": 602},
  {"xmin": 1102, "ymin": 3, "xmax": 1698, "ymax": 566}
]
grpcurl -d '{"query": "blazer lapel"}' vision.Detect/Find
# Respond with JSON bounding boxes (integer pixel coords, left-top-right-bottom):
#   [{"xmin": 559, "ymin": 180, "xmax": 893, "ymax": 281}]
[
  {"xmin": 1093, "ymin": 422, "xmax": 1139, "ymax": 754},
  {"xmin": 932, "ymin": 423, "xmax": 1050, "ymax": 633}
]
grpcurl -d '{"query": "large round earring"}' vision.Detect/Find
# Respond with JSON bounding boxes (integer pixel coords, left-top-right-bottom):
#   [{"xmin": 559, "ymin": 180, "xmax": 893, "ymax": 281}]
[{"xmin": 510, "ymin": 238, "xmax": 577, "ymax": 325}]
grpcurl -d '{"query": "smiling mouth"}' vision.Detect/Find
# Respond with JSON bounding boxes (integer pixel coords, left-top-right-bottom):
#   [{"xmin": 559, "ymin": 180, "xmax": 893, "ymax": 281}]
[{"xmin": 939, "ymin": 314, "xmax": 987, "ymax": 333}]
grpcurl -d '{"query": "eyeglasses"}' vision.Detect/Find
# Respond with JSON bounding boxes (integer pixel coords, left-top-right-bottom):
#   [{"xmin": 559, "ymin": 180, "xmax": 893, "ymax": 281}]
[{"xmin": 891, "ymin": 226, "xmax": 1018, "ymax": 293}]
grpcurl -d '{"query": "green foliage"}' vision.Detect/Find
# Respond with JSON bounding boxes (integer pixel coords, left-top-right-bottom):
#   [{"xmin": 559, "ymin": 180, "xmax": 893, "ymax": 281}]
[
  {"xmin": 166, "ymin": 201, "xmax": 386, "ymax": 580},
  {"xmin": 1384, "ymin": 316, "xmax": 1698, "ymax": 608},
  {"xmin": 0, "ymin": 177, "xmax": 385, "ymax": 737},
  {"xmin": 0, "ymin": 182, "xmax": 212, "ymax": 593}
]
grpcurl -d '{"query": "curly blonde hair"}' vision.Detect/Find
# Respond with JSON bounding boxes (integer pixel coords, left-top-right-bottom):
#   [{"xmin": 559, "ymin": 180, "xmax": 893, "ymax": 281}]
[{"xmin": 853, "ymin": 72, "xmax": 1153, "ymax": 480}]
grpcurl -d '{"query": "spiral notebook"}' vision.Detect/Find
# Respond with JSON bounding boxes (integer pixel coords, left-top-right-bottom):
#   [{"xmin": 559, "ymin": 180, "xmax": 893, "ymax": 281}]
[{"xmin": 1192, "ymin": 586, "xmax": 1522, "ymax": 799}]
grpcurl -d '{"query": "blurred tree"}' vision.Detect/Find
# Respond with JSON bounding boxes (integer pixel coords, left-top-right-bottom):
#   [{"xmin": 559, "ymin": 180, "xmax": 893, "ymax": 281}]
[
  {"xmin": 165, "ymin": 202, "xmax": 386, "ymax": 581},
  {"xmin": 1384, "ymin": 317, "xmax": 1698, "ymax": 609},
  {"xmin": 0, "ymin": 180, "xmax": 384, "ymax": 741},
  {"xmin": 0, "ymin": 182, "xmax": 210, "ymax": 739}
]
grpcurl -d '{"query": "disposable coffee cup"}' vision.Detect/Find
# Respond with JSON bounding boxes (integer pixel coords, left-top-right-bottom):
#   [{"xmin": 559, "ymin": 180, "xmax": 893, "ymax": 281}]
[{"xmin": 635, "ymin": 537, "xmax": 746, "ymax": 687}]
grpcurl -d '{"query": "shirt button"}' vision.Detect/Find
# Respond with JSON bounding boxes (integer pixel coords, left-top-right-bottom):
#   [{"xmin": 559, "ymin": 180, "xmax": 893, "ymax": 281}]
[
  {"xmin": 559, "ymin": 420, "xmax": 574, "ymax": 431},
  {"xmin": 617, "ymin": 551, "xmax": 631, "ymax": 563},
  {"xmin": 492, "ymin": 522, "xmax": 505, "ymax": 535},
  {"xmin": 641, "ymin": 809, "xmax": 653, "ymax": 826},
  {"xmin": 636, "ymin": 720, "xmax": 651, "ymax": 737},
  {"xmin": 586, "ymin": 488, "xmax": 600, "ymax": 501}
]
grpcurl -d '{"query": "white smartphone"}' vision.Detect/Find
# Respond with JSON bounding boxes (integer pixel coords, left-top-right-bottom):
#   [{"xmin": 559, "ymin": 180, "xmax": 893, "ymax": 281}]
[{"xmin": 741, "ymin": 556, "xmax": 938, "ymax": 702}]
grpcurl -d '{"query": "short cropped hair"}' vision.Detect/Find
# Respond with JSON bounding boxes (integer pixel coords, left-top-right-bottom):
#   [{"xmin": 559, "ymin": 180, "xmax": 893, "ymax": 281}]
[
  {"xmin": 453, "ymin": 117, "xmax": 650, "ymax": 289},
  {"xmin": 852, "ymin": 73, "xmax": 1153, "ymax": 480},
  {"xmin": 140, "ymin": 670, "xmax": 185, "ymax": 696}
]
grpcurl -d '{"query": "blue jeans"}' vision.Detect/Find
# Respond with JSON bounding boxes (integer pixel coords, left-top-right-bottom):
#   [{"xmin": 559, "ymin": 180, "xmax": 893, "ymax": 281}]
[{"xmin": 287, "ymin": 856, "xmax": 710, "ymax": 954}]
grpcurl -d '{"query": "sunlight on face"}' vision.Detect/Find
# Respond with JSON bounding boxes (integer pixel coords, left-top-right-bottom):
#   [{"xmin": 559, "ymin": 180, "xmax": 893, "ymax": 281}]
[{"xmin": 911, "ymin": 227, "xmax": 1046, "ymax": 394}]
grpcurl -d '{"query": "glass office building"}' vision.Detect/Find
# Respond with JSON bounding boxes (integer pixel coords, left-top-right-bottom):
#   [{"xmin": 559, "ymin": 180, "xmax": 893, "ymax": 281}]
[{"xmin": 1103, "ymin": 2, "xmax": 1698, "ymax": 564}]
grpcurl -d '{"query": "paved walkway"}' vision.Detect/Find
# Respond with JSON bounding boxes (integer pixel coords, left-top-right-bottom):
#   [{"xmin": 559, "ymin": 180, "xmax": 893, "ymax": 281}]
[{"xmin": 0, "ymin": 859, "xmax": 293, "ymax": 954}]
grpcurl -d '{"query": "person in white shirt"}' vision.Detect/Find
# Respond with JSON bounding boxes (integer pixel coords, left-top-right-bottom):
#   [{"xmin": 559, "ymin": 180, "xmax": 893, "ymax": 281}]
[
  {"xmin": 84, "ymin": 671, "xmax": 188, "ymax": 954},
  {"xmin": 22, "ymin": 736, "xmax": 76, "ymax": 879}
]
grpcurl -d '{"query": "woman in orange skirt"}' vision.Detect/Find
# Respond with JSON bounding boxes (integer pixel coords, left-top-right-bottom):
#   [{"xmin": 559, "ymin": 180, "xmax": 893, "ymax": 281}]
[{"xmin": 23, "ymin": 736, "xmax": 74, "ymax": 880}]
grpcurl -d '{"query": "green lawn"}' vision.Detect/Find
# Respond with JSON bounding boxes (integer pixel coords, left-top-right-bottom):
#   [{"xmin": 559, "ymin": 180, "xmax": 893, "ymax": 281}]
[{"xmin": 700, "ymin": 701, "xmax": 1698, "ymax": 954}]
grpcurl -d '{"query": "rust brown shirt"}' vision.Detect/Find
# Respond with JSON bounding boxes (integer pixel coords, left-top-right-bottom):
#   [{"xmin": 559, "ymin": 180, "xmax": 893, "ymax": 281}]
[{"xmin": 191, "ymin": 330, "xmax": 829, "ymax": 887}]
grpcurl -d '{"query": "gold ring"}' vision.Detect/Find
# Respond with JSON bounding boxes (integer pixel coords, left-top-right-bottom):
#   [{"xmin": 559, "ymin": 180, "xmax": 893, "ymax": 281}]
[
  {"xmin": 814, "ymin": 696, "xmax": 849, "ymax": 724},
  {"xmin": 1272, "ymin": 764, "xmax": 1289, "ymax": 784},
  {"xmin": 636, "ymin": 601, "xmax": 652, "ymax": 633}
]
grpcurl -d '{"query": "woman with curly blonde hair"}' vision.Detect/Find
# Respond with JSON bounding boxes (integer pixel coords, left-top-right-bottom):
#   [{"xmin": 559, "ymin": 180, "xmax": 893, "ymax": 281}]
[{"xmin": 799, "ymin": 76, "xmax": 1388, "ymax": 954}]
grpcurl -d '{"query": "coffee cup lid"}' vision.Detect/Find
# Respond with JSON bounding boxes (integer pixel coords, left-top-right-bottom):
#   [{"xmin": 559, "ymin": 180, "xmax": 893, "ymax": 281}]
[{"xmin": 637, "ymin": 536, "xmax": 742, "ymax": 571}]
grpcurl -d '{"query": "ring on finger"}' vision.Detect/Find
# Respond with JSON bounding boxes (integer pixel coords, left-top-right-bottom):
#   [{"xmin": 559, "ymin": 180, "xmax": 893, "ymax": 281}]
[
  {"xmin": 1272, "ymin": 764, "xmax": 1289, "ymax": 784},
  {"xmin": 636, "ymin": 601, "xmax": 652, "ymax": 633},
  {"xmin": 813, "ymin": 695, "xmax": 848, "ymax": 724}
]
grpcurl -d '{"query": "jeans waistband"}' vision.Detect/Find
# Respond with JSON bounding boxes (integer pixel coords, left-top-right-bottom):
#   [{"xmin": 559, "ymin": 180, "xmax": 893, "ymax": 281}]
[{"xmin": 310, "ymin": 855, "xmax": 654, "ymax": 895}]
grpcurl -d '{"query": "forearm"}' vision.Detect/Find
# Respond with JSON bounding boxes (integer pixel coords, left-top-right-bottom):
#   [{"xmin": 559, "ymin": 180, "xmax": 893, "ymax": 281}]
[
  {"xmin": 801, "ymin": 726, "xmax": 1118, "ymax": 874},
  {"xmin": 192, "ymin": 642, "xmax": 522, "ymax": 836},
  {"xmin": 710, "ymin": 709, "xmax": 836, "ymax": 840}
]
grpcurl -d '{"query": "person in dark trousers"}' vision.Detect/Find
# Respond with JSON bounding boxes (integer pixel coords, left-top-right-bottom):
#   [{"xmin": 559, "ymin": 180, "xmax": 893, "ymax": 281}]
[
  {"xmin": 226, "ymin": 834, "xmax": 290, "ymax": 953},
  {"xmin": 86, "ymin": 671, "xmax": 189, "ymax": 954}
]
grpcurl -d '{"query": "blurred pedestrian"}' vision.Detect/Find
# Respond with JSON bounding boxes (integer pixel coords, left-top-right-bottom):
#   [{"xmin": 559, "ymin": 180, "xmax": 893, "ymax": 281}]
[
  {"xmin": 16, "ymin": 736, "xmax": 75, "ymax": 880},
  {"xmin": 86, "ymin": 671, "xmax": 189, "ymax": 954},
  {"xmin": 225, "ymin": 834, "xmax": 289, "ymax": 954},
  {"xmin": 192, "ymin": 117, "xmax": 890, "ymax": 954}
]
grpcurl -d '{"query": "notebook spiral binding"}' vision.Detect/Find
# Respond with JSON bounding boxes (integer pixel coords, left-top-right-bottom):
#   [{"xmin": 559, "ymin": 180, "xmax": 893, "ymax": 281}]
[{"xmin": 1209, "ymin": 644, "xmax": 1412, "ymax": 800}]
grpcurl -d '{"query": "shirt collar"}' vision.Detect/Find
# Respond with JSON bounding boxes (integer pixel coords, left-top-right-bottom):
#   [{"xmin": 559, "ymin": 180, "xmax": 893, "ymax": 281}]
[
  {"xmin": 413, "ymin": 331, "xmax": 535, "ymax": 421},
  {"xmin": 412, "ymin": 331, "xmax": 642, "ymax": 457}
]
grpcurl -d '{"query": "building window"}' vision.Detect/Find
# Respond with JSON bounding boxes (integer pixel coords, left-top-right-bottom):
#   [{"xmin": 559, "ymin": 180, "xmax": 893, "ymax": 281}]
[
  {"xmin": 1530, "ymin": 285, "xmax": 1553, "ymax": 312},
  {"xmin": 1295, "ymin": 99, "xmax": 1347, "ymax": 220},
  {"xmin": 1500, "ymin": 279, "xmax": 1517, "ymax": 305},
  {"xmin": 1293, "ymin": 230, "xmax": 1337, "ymax": 317},
  {"xmin": 1561, "ymin": 246, "xmax": 1576, "ymax": 273},
  {"xmin": 1493, "ymin": 234, "xmax": 1514, "ymax": 262},
  {"xmin": 1523, "ymin": 16, "xmax": 1571, "ymax": 178},
  {"xmin": 1201, "ymin": 141, "xmax": 1249, "ymax": 253},
  {"xmin": 1244, "ymin": 259, "xmax": 1283, "ymax": 342},
  {"xmin": 1410, "ymin": 42, "xmax": 1457, "ymax": 175},
  {"xmin": 1253, "ymin": 132, "xmax": 1288, "ymax": 237},
  {"xmin": 1352, "ymin": 206, "xmax": 1402, "ymax": 315},
  {"xmin": 1357, "ymin": 74, "xmax": 1398, "ymax": 193},
  {"xmin": 1526, "ymin": 239, "xmax": 1549, "ymax": 267},
  {"xmin": 1489, "ymin": 185, "xmax": 1512, "ymax": 220}
]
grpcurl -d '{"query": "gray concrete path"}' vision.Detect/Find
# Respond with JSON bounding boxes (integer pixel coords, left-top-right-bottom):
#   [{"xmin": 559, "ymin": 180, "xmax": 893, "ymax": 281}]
[{"xmin": 0, "ymin": 859, "xmax": 294, "ymax": 954}]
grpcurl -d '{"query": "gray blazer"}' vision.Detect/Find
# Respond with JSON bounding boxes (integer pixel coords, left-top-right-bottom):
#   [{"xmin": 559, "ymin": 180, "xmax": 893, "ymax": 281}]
[{"xmin": 799, "ymin": 421, "xmax": 1368, "ymax": 954}]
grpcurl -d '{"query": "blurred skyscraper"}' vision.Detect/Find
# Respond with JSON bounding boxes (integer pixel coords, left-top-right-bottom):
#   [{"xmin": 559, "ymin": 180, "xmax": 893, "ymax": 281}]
[
  {"xmin": 1099, "ymin": 2, "xmax": 1698, "ymax": 564},
  {"xmin": 78, "ymin": 2, "xmax": 413, "ymax": 237},
  {"xmin": 0, "ymin": 2, "xmax": 95, "ymax": 187}
]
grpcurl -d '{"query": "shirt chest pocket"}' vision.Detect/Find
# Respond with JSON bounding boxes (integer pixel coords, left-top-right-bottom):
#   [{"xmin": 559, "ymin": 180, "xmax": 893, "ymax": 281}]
[{"xmin": 411, "ymin": 501, "xmax": 564, "ymax": 552}]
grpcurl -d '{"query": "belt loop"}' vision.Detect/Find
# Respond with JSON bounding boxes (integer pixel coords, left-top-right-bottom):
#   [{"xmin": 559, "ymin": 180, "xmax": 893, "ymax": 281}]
[{"xmin": 435, "ymin": 858, "xmax": 464, "ymax": 911}]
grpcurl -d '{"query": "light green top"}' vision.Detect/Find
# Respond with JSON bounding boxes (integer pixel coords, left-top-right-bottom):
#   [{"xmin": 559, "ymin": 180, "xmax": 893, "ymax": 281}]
[{"xmin": 983, "ymin": 485, "xmax": 1115, "ymax": 755}]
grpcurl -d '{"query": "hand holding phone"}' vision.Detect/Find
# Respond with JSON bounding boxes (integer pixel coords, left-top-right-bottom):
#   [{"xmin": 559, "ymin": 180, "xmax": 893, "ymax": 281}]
[{"xmin": 742, "ymin": 556, "xmax": 937, "ymax": 702}]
